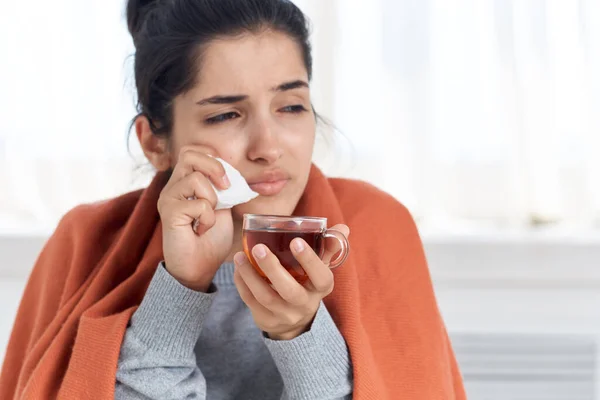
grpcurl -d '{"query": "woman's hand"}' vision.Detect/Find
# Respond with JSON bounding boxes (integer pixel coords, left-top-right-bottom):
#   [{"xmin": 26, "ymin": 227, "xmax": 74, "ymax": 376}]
[
  {"xmin": 158, "ymin": 146, "xmax": 234, "ymax": 292},
  {"xmin": 233, "ymin": 224, "xmax": 350, "ymax": 340}
]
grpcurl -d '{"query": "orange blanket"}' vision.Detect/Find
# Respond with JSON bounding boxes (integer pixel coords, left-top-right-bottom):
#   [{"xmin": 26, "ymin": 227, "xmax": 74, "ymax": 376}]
[{"xmin": 0, "ymin": 165, "xmax": 465, "ymax": 399}]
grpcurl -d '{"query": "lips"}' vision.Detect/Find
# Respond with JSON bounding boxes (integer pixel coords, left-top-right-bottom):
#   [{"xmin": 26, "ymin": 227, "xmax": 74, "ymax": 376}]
[{"xmin": 247, "ymin": 169, "xmax": 290, "ymax": 196}]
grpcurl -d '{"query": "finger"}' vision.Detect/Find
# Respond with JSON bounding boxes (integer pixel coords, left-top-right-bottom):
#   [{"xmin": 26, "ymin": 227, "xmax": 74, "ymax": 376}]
[
  {"xmin": 321, "ymin": 224, "xmax": 350, "ymax": 265},
  {"xmin": 233, "ymin": 263, "xmax": 274, "ymax": 319},
  {"xmin": 159, "ymin": 198, "xmax": 215, "ymax": 235},
  {"xmin": 291, "ymin": 238, "xmax": 334, "ymax": 295},
  {"xmin": 166, "ymin": 148, "xmax": 229, "ymax": 190},
  {"xmin": 234, "ymin": 252, "xmax": 290, "ymax": 311},
  {"xmin": 165, "ymin": 171, "xmax": 218, "ymax": 208},
  {"xmin": 250, "ymin": 245, "xmax": 309, "ymax": 306},
  {"xmin": 191, "ymin": 202, "xmax": 216, "ymax": 235}
]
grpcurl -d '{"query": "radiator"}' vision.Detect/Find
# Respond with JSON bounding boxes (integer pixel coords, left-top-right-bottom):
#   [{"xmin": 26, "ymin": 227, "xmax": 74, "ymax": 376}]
[{"xmin": 453, "ymin": 333, "xmax": 597, "ymax": 400}]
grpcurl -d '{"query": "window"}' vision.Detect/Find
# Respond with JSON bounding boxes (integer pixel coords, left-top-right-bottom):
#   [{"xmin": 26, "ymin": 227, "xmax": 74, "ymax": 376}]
[{"xmin": 1, "ymin": 0, "xmax": 599, "ymax": 235}]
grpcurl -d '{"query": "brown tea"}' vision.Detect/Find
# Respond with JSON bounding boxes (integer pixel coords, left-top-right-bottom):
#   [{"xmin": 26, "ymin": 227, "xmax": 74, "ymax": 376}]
[{"xmin": 242, "ymin": 228, "xmax": 324, "ymax": 283}]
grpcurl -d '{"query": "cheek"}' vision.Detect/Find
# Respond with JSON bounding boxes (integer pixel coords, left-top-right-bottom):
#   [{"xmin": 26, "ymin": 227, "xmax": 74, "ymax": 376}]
[
  {"xmin": 284, "ymin": 118, "xmax": 316, "ymax": 158},
  {"xmin": 213, "ymin": 145, "xmax": 246, "ymax": 166},
  {"xmin": 170, "ymin": 123, "xmax": 248, "ymax": 163}
]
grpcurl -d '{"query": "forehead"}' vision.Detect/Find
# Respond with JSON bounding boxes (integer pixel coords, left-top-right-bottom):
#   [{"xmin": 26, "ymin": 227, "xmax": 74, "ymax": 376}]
[{"xmin": 194, "ymin": 30, "xmax": 308, "ymax": 94}]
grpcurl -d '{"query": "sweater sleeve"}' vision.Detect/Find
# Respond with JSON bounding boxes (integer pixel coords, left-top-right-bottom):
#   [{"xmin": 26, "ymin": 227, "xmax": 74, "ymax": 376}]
[
  {"xmin": 263, "ymin": 302, "xmax": 353, "ymax": 400},
  {"xmin": 115, "ymin": 263, "xmax": 216, "ymax": 400}
]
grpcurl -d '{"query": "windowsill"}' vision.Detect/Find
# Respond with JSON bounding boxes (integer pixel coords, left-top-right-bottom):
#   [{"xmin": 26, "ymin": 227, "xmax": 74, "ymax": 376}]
[
  {"xmin": 422, "ymin": 230, "xmax": 600, "ymax": 289},
  {"xmin": 2, "ymin": 230, "xmax": 600, "ymax": 285}
]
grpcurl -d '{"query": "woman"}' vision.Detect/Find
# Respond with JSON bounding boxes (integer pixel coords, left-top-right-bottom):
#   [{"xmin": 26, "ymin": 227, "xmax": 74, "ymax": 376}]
[{"xmin": 0, "ymin": 0, "xmax": 466, "ymax": 399}]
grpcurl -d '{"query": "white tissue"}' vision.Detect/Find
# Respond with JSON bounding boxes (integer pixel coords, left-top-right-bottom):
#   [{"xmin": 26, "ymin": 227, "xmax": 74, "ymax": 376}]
[{"xmin": 212, "ymin": 158, "xmax": 259, "ymax": 210}]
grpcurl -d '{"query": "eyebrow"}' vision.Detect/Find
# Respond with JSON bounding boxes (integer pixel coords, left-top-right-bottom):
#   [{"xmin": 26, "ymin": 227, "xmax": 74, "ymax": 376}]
[
  {"xmin": 196, "ymin": 80, "xmax": 309, "ymax": 106},
  {"xmin": 196, "ymin": 95, "xmax": 248, "ymax": 106},
  {"xmin": 272, "ymin": 80, "xmax": 309, "ymax": 92}
]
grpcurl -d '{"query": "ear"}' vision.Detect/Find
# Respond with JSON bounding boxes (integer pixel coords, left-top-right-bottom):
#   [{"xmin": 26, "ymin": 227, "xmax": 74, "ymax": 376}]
[{"xmin": 135, "ymin": 116, "xmax": 171, "ymax": 171}]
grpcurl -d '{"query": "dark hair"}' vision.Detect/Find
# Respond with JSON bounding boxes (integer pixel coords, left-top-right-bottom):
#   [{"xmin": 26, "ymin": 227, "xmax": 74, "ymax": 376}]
[{"xmin": 126, "ymin": 0, "xmax": 313, "ymax": 137}]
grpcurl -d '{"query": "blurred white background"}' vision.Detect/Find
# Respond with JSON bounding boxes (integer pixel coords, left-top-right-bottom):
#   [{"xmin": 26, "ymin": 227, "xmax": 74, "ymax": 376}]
[{"xmin": 1, "ymin": 0, "xmax": 600, "ymax": 398}]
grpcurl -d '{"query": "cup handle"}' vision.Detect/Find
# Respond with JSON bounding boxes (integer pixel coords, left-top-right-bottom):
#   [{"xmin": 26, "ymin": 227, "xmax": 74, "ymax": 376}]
[{"xmin": 322, "ymin": 229, "xmax": 350, "ymax": 269}]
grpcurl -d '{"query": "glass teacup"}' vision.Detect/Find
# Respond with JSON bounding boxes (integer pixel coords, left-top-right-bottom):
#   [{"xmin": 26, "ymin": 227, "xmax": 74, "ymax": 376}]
[{"xmin": 242, "ymin": 214, "xmax": 349, "ymax": 283}]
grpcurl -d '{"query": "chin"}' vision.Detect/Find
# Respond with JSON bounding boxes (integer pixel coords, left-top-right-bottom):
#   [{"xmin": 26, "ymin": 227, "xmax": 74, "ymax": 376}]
[{"xmin": 232, "ymin": 195, "xmax": 296, "ymax": 220}]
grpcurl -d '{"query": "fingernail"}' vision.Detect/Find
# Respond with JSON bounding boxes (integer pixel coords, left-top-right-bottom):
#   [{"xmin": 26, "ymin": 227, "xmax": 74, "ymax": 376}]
[
  {"xmin": 253, "ymin": 245, "xmax": 267, "ymax": 259},
  {"xmin": 222, "ymin": 174, "xmax": 231, "ymax": 188},
  {"xmin": 234, "ymin": 252, "xmax": 246, "ymax": 266},
  {"xmin": 292, "ymin": 238, "xmax": 305, "ymax": 252}
]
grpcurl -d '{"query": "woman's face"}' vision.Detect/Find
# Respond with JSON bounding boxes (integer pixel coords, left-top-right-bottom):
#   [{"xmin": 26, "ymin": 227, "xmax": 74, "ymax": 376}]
[{"xmin": 169, "ymin": 30, "xmax": 315, "ymax": 219}]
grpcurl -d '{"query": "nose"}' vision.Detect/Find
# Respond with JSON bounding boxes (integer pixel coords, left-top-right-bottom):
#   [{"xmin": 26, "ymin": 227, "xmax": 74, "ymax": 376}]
[{"xmin": 246, "ymin": 113, "xmax": 282, "ymax": 164}]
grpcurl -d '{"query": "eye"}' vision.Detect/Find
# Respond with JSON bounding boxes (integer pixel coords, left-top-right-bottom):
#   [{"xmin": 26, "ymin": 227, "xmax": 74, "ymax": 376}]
[
  {"xmin": 280, "ymin": 105, "xmax": 308, "ymax": 114},
  {"xmin": 206, "ymin": 112, "xmax": 240, "ymax": 125}
]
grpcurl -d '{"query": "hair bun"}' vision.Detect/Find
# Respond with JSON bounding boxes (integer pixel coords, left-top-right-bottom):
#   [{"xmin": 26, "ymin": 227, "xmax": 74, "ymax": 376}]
[{"xmin": 126, "ymin": 0, "xmax": 160, "ymax": 44}]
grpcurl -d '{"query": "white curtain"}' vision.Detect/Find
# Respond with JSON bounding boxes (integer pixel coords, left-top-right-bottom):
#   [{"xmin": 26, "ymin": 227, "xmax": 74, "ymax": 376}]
[
  {"xmin": 1, "ymin": 0, "xmax": 599, "ymax": 235},
  {"xmin": 311, "ymin": 0, "xmax": 600, "ymax": 232},
  {"xmin": 0, "ymin": 1, "xmax": 144, "ymax": 234}
]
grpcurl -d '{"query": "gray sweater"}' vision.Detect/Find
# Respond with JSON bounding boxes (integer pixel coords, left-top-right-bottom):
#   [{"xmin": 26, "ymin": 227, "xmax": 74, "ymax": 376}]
[{"xmin": 115, "ymin": 263, "xmax": 353, "ymax": 400}]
